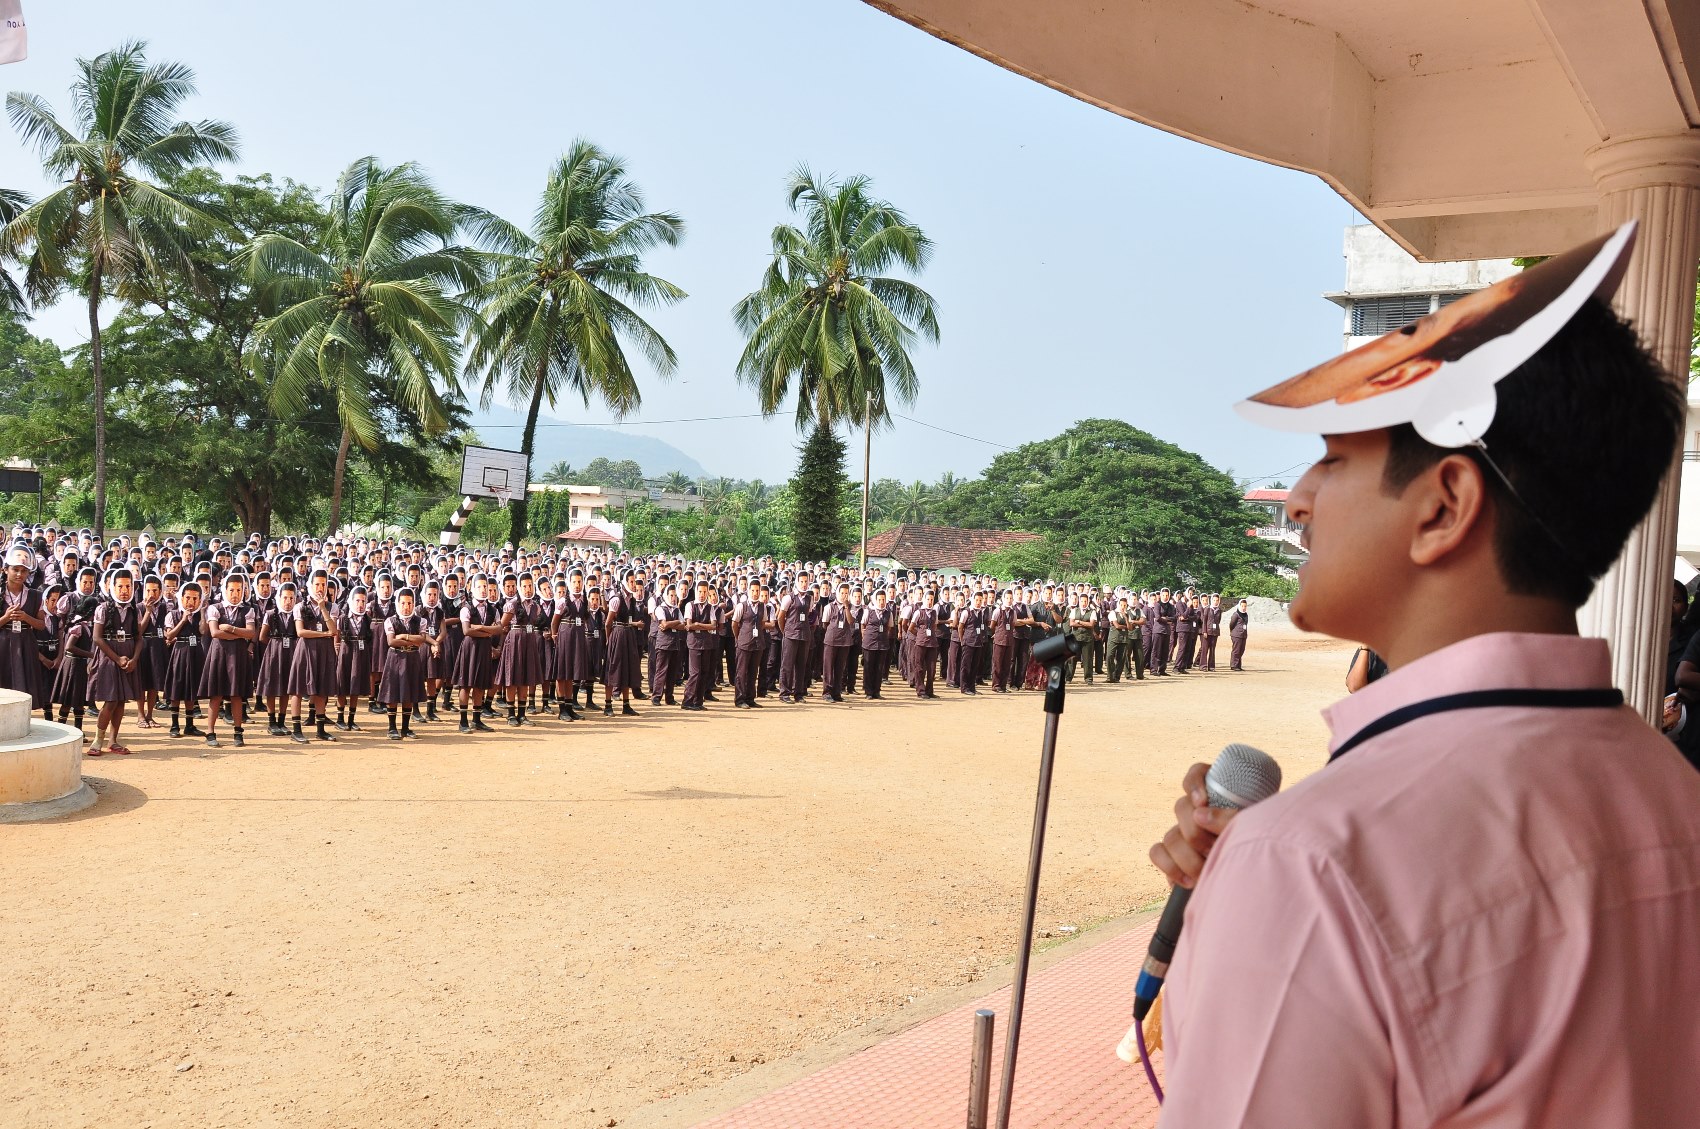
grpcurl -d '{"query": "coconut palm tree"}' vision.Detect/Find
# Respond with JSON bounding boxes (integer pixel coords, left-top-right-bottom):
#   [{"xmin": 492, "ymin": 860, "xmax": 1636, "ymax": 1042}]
[
  {"xmin": 733, "ymin": 168, "xmax": 939, "ymax": 563},
  {"xmin": 896, "ymin": 480, "xmax": 934, "ymax": 524},
  {"xmin": 0, "ymin": 188, "xmax": 28, "ymax": 314},
  {"xmin": 733, "ymin": 167, "xmax": 939, "ymax": 435},
  {"xmin": 464, "ymin": 140, "xmax": 685, "ymax": 540},
  {"xmin": 243, "ymin": 157, "xmax": 477, "ymax": 535},
  {"xmin": 3, "ymin": 40, "xmax": 239, "ymax": 538},
  {"xmin": 540, "ymin": 460, "xmax": 576, "ymax": 484},
  {"xmin": 698, "ymin": 476, "xmax": 734, "ymax": 513},
  {"xmin": 659, "ymin": 470, "xmax": 693, "ymax": 493},
  {"xmin": 933, "ymin": 470, "xmax": 961, "ymax": 501}
]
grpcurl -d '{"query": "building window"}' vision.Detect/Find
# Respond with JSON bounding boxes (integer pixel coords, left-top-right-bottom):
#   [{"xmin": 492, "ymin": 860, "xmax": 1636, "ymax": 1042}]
[
  {"xmin": 1350, "ymin": 294, "xmax": 1434, "ymax": 336},
  {"xmin": 570, "ymin": 506, "xmax": 579, "ymax": 519}
]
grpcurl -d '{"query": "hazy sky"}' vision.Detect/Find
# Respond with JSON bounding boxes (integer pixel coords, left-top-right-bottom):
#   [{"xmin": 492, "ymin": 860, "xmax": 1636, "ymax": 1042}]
[{"xmin": 1, "ymin": 0, "xmax": 1352, "ymax": 487}]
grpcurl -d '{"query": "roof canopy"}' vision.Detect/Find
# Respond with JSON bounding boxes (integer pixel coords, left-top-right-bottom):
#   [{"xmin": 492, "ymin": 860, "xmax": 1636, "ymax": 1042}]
[{"xmin": 865, "ymin": 0, "xmax": 1699, "ymax": 260}]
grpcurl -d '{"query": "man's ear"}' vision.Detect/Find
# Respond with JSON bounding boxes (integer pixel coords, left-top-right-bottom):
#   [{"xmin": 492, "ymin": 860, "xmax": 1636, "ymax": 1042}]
[{"xmin": 1408, "ymin": 453, "xmax": 1490, "ymax": 567}]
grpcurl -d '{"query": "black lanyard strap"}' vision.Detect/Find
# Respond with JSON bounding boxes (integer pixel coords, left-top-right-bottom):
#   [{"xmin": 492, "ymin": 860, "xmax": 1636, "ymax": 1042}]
[{"xmin": 1329, "ymin": 687, "xmax": 1625, "ymax": 763}]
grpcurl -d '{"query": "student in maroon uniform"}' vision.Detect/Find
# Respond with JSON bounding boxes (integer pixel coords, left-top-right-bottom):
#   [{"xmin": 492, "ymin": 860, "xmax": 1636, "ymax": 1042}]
[
  {"xmin": 681, "ymin": 580, "xmax": 720, "ymax": 711},
  {"xmin": 255, "ymin": 581, "xmax": 300, "ymax": 736},
  {"xmin": 452, "ymin": 575, "xmax": 500, "ymax": 732},
  {"xmin": 0, "ymin": 544, "xmax": 46, "ymax": 708},
  {"xmin": 908, "ymin": 589, "xmax": 941, "ymax": 699},
  {"xmin": 90, "ymin": 568, "xmax": 147, "ymax": 756},
  {"xmin": 550, "ymin": 569, "xmax": 591, "ymax": 721},
  {"xmin": 136, "ymin": 573, "xmax": 169, "ymax": 729},
  {"xmin": 380, "ymin": 587, "xmax": 427, "ymax": 740},
  {"xmin": 820, "ymin": 583, "xmax": 856, "ymax": 702},
  {"xmin": 200, "ymin": 572, "xmax": 258, "ymax": 748},
  {"xmin": 602, "ymin": 572, "xmax": 645, "ymax": 716},
  {"xmin": 334, "ymin": 587, "xmax": 374, "ymax": 731},
  {"xmin": 650, "ymin": 583, "xmax": 686, "ymax": 708},
  {"xmin": 289, "ymin": 569, "xmax": 340, "ymax": 743},
  {"xmin": 162, "ymin": 581, "xmax": 207, "ymax": 739},
  {"xmin": 860, "ymin": 588, "xmax": 894, "ymax": 699},
  {"xmin": 731, "ymin": 580, "xmax": 767, "ymax": 709}
]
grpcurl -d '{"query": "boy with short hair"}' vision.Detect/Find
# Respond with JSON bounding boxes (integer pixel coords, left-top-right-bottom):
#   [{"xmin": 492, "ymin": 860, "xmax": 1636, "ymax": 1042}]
[{"xmin": 1148, "ymin": 227, "xmax": 1700, "ymax": 1126}]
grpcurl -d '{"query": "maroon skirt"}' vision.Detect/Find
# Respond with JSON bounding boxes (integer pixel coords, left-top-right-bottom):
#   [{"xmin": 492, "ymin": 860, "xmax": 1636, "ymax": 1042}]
[
  {"xmin": 288, "ymin": 637, "xmax": 338, "ymax": 698},
  {"xmin": 495, "ymin": 625, "xmax": 545, "ymax": 688},
  {"xmin": 553, "ymin": 619, "xmax": 593, "ymax": 683},
  {"xmin": 254, "ymin": 636, "xmax": 298, "ymax": 698},
  {"xmin": 89, "ymin": 636, "xmax": 140, "ymax": 703},
  {"xmin": 335, "ymin": 635, "xmax": 372, "ymax": 698},
  {"xmin": 0, "ymin": 625, "xmax": 43, "ymax": 707},
  {"xmin": 450, "ymin": 633, "xmax": 494, "ymax": 690},
  {"xmin": 603, "ymin": 623, "xmax": 644, "ymax": 693},
  {"xmin": 377, "ymin": 646, "xmax": 425, "ymax": 704},
  {"xmin": 198, "ymin": 637, "xmax": 253, "ymax": 700},
  {"xmin": 163, "ymin": 637, "xmax": 207, "ymax": 702}
]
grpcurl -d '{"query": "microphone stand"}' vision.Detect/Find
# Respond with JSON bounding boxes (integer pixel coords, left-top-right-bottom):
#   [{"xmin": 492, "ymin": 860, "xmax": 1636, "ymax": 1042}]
[{"xmin": 993, "ymin": 632, "xmax": 1078, "ymax": 1129}]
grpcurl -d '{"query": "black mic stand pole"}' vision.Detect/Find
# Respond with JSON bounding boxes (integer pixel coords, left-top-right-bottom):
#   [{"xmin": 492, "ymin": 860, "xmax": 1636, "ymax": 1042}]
[{"xmin": 993, "ymin": 633, "xmax": 1077, "ymax": 1129}]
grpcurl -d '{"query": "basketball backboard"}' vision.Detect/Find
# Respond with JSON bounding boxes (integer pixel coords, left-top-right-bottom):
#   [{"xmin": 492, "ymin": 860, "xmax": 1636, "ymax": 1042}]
[{"xmin": 458, "ymin": 445, "xmax": 532, "ymax": 501}]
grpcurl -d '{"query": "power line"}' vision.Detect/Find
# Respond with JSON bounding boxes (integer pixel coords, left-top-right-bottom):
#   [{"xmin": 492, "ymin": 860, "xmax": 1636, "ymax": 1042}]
[{"xmin": 891, "ymin": 413, "xmax": 1015, "ymax": 450}]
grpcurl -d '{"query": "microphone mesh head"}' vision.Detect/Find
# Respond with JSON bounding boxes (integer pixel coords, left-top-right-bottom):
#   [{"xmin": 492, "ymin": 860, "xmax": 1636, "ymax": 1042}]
[{"xmin": 1205, "ymin": 743, "xmax": 1282, "ymax": 809}]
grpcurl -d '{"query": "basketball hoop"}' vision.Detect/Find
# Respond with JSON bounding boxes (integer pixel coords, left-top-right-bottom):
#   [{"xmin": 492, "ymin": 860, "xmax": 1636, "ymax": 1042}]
[{"xmin": 491, "ymin": 485, "xmax": 515, "ymax": 511}]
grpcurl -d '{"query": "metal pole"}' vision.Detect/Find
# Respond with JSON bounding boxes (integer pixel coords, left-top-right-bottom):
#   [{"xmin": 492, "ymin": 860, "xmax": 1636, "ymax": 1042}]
[
  {"xmin": 994, "ymin": 660, "xmax": 1066, "ymax": 1129},
  {"xmin": 860, "ymin": 390, "xmax": 872, "ymax": 570},
  {"xmin": 968, "ymin": 1008, "xmax": 995, "ymax": 1129}
]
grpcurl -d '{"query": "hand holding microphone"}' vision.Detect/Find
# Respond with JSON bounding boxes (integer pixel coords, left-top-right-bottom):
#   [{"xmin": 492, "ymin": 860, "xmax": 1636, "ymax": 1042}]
[{"xmin": 1117, "ymin": 744, "xmax": 1282, "ymax": 1068}]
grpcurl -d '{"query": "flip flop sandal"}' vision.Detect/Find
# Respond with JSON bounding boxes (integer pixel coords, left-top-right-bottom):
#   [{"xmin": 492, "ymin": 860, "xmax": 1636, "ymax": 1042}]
[
  {"xmin": 108, "ymin": 745, "xmax": 132, "ymax": 755},
  {"xmin": 86, "ymin": 746, "xmax": 104, "ymax": 757}
]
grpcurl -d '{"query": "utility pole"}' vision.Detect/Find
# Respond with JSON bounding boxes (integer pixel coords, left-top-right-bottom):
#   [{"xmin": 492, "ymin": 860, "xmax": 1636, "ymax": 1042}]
[{"xmin": 860, "ymin": 390, "xmax": 873, "ymax": 570}]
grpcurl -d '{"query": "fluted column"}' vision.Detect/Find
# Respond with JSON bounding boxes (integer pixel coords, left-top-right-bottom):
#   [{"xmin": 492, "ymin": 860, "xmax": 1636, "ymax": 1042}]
[{"xmin": 1578, "ymin": 134, "xmax": 1700, "ymax": 722}]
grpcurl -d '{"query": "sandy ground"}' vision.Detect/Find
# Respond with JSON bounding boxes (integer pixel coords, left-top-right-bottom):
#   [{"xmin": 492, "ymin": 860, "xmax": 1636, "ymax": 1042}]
[{"xmin": 1, "ymin": 629, "xmax": 1351, "ymax": 1129}]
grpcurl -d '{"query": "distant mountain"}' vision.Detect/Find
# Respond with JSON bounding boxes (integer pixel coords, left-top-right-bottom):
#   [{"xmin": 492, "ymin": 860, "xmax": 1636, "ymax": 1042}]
[{"xmin": 467, "ymin": 403, "xmax": 709, "ymax": 481}]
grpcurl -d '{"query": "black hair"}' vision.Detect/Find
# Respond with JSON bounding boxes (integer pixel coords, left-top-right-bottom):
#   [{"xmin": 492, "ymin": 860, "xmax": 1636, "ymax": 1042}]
[{"xmin": 1382, "ymin": 298, "xmax": 1682, "ymax": 609}]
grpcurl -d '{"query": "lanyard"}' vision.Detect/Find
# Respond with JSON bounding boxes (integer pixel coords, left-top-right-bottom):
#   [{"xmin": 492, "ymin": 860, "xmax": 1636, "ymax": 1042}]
[{"xmin": 1329, "ymin": 687, "xmax": 1625, "ymax": 763}]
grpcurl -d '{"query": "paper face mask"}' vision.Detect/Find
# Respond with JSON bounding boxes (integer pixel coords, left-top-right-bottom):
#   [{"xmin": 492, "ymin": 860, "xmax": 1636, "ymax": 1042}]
[{"xmin": 1235, "ymin": 222, "xmax": 1638, "ymax": 447}]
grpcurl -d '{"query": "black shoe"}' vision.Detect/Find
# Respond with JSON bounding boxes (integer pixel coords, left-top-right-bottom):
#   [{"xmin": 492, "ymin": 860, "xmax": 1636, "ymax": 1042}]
[
  {"xmin": 169, "ymin": 723, "xmax": 182, "ymax": 738},
  {"xmin": 317, "ymin": 729, "xmax": 337, "ymax": 742},
  {"xmin": 459, "ymin": 720, "xmax": 472, "ymax": 734},
  {"xmin": 232, "ymin": 729, "xmax": 245, "ymax": 748},
  {"xmin": 749, "ymin": 700, "xmax": 763, "ymax": 708},
  {"xmin": 183, "ymin": 722, "xmax": 204, "ymax": 738},
  {"xmin": 290, "ymin": 730, "xmax": 310, "ymax": 744},
  {"xmin": 506, "ymin": 715, "xmax": 522, "ymax": 727},
  {"xmin": 205, "ymin": 733, "xmax": 220, "ymax": 748},
  {"xmin": 424, "ymin": 707, "xmax": 438, "ymax": 723},
  {"xmin": 518, "ymin": 715, "xmax": 534, "ymax": 726},
  {"xmin": 557, "ymin": 705, "xmax": 571, "ymax": 721},
  {"xmin": 778, "ymin": 694, "xmax": 793, "ymax": 704},
  {"xmin": 404, "ymin": 729, "xmax": 421, "ymax": 741},
  {"xmin": 622, "ymin": 702, "xmax": 638, "ymax": 716},
  {"xmin": 602, "ymin": 702, "xmax": 614, "ymax": 717},
  {"xmin": 473, "ymin": 716, "xmax": 494, "ymax": 732},
  {"xmin": 389, "ymin": 731, "xmax": 403, "ymax": 741}
]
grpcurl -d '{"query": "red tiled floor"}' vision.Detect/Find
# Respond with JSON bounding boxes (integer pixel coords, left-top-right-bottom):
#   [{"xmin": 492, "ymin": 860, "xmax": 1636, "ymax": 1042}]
[{"xmin": 695, "ymin": 918, "xmax": 1164, "ymax": 1128}]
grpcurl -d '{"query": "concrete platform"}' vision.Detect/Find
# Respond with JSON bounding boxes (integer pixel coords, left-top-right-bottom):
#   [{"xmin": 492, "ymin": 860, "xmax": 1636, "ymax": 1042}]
[{"xmin": 0, "ymin": 687, "xmax": 94, "ymax": 822}]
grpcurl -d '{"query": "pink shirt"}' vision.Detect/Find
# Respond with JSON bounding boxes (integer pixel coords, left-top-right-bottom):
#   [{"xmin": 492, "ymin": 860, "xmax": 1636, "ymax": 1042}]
[{"xmin": 1161, "ymin": 632, "xmax": 1700, "ymax": 1128}]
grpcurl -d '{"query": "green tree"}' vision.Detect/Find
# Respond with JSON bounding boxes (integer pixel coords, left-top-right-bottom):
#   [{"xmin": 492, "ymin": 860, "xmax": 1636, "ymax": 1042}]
[
  {"xmin": 733, "ymin": 168, "xmax": 939, "ymax": 561},
  {"xmin": 243, "ymin": 157, "xmax": 478, "ymax": 535},
  {"xmin": 3, "ymin": 40, "xmax": 239, "ymax": 538},
  {"xmin": 947, "ymin": 418, "xmax": 1282, "ymax": 589},
  {"xmin": 790, "ymin": 425, "xmax": 850, "ymax": 561},
  {"xmin": 895, "ymin": 480, "xmax": 934, "ymax": 524},
  {"xmin": 464, "ymin": 141, "xmax": 685, "ymax": 542},
  {"xmin": 539, "ymin": 459, "xmax": 576, "ymax": 484},
  {"xmin": 0, "ymin": 187, "xmax": 26, "ymax": 313},
  {"xmin": 659, "ymin": 470, "xmax": 693, "ymax": 493},
  {"xmin": 578, "ymin": 457, "xmax": 645, "ymax": 489},
  {"xmin": 973, "ymin": 535, "xmax": 1072, "ymax": 583}
]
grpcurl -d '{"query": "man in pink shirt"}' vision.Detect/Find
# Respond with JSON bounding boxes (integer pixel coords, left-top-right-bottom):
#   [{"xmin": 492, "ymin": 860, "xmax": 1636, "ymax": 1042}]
[{"xmin": 1149, "ymin": 230, "xmax": 1700, "ymax": 1126}]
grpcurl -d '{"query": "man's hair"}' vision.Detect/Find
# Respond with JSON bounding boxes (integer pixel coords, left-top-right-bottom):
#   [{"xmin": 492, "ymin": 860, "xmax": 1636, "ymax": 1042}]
[{"xmin": 1382, "ymin": 298, "xmax": 1682, "ymax": 608}]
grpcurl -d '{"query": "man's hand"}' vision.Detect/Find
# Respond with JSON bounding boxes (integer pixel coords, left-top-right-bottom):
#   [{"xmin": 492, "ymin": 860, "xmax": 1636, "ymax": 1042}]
[{"xmin": 1149, "ymin": 762, "xmax": 1240, "ymax": 889}]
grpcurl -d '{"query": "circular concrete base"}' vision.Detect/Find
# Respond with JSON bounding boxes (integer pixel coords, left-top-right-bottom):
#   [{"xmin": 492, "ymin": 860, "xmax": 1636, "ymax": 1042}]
[{"xmin": 0, "ymin": 779, "xmax": 97, "ymax": 823}]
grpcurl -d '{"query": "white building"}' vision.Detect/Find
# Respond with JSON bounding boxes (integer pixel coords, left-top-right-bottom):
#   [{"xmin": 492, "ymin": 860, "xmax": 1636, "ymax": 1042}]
[
  {"xmin": 525, "ymin": 483, "xmax": 702, "ymax": 544},
  {"xmin": 1324, "ymin": 224, "xmax": 1518, "ymax": 352}
]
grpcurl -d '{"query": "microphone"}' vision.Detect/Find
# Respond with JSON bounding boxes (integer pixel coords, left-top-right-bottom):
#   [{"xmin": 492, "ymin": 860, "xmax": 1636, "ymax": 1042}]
[{"xmin": 1126, "ymin": 743, "xmax": 1282, "ymax": 1028}]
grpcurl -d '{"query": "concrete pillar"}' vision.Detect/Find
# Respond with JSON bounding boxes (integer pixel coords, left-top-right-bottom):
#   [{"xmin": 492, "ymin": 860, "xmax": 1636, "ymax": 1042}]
[{"xmin": 1578, "ymin": 134, "xmax": 1700, "ymax": 722}]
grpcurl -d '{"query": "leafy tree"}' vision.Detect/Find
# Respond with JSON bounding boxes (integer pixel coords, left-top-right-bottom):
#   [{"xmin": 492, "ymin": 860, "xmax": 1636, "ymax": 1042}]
[
  {"xmin": 539, "ymin": 459, "xmax": 576, "ymax": 484},
  {"xmin": 578, "ymin": 457, "xmax": 644, "ymax": 489},
  {"xmin": 659, "ymin": 470, "xmax": 693, "ymax": 493},
  {"xmin": 3, "ymin": 39, "xmax": 239, "ymax": 538},
  {"xmin": 244, "ymin": 157, "xmax": 478, "ymax": 534},
  {"xmin": 790, "ymin": 425, "xmax": 850, "ymax": 561},
  {"xmin": 895, "ymin": 480, "xmax": 934, "ymax": 524},
  {"xmin": 733, "ymin": 168, "xmax": 939, "ymax": 563},
  {"xmin": 945, "ymin": 418, "xmax": 1282, "ymax": 589},
  {"xmin": 932, "ymin": 470, "xmax": 961, "ymax": 502},
  {"xmin": 973, "ymin": 535, "xmax": 1073, "ymax": 583},
  {"xmin": 0, "ymin": 187, "xmax": 26, "ymax": 313},
  {"xmin": 464, "ymin": 141, "xmax": 684, "ymax": 542},
  {"xmin": 697, "ymin": 476, "xmax": 734, "ymax": 512}
]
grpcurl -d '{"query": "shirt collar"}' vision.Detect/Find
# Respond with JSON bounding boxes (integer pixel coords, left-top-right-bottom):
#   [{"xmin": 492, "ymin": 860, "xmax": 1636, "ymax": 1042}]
[{"xmin": 1322, "ymin": 632, "xmax": 1614, "ymax": 757}]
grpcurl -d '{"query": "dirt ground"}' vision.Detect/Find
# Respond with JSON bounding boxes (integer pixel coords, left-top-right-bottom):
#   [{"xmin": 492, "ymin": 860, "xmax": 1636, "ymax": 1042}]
[{"xmin": 1, "ymin": 629, "xmax": 1351, "ymax": 1129}]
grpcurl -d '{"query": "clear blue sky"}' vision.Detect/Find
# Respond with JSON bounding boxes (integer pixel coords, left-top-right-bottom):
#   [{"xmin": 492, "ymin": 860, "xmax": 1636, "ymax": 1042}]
[{"xmin": 1, "ymin": 0, "xmax": 1352, "ymax": 487}]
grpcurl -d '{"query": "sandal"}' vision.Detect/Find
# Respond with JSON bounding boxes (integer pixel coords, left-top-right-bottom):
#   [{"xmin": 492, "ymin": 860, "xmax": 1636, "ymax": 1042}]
[
  {"xmin": 86, "ymin": 745, "xmax": 104, "ymax": 757},
  {"xmin": 108, "ymin": 745, "xmax": 132, "ymax": 756}
]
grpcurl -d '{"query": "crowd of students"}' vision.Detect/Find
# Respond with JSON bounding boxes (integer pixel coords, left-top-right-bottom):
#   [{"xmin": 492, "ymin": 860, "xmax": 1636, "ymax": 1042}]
[{"xmin": 0, "ymin": 524, "xmax": 1256, "ymax": 755}]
